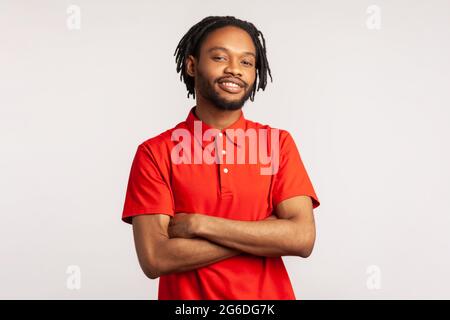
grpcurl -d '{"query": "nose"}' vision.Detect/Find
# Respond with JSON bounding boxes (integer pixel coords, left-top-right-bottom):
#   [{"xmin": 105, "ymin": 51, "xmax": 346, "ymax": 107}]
[{"xmin": 224, "ymin": 58, "xmax": 242, "ymax": 77}]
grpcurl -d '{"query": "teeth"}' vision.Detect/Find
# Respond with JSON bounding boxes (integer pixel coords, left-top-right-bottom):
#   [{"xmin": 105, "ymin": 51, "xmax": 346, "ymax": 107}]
[{"xmin": 222, "ymin": 82, "xmax": 239, "ymax": 88}]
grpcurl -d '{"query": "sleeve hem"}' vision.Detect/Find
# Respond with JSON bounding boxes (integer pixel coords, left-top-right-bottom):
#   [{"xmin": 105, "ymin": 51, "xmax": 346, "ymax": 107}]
[
  {"xmin": 122, "ymin": 208, "xmax": 175, "ymax": 225},
  {"xmin": 273, "ymin": 193, "xmax": 320, "ymax": 210}
]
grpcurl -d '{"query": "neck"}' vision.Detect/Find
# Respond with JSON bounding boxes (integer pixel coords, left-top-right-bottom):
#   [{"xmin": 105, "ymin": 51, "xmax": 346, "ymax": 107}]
[{"xmin": 194, "ymin": 97, "xmax": 242, "ymax": 130}]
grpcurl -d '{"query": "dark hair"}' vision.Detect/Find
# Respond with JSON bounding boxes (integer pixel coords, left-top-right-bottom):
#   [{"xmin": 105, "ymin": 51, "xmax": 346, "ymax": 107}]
[{"xmin": 174, "ymin": 16, "xmax": 273, "ymax": 101}]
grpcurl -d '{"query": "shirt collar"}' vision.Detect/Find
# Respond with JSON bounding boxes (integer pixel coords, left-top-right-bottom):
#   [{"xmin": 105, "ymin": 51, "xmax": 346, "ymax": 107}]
[{"xmin": 185, "ymin": 106, "xmax": 247, "ymax": 149}]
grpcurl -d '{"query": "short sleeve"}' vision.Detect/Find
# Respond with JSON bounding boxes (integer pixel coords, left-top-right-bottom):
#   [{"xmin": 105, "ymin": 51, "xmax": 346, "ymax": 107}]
[
  {"xmin": 121, "ymin": 143, "xmax": 175, "ymax": 224},
  {"xmin": 272, "ymin": 130, "xmax": 320, "ymax": 210}
]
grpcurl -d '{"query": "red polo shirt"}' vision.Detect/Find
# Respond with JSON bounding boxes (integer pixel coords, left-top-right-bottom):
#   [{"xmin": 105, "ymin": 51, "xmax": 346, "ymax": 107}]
[{"xmin": 122, "ymin": 106, "xmax": 320, "ymax": 300}]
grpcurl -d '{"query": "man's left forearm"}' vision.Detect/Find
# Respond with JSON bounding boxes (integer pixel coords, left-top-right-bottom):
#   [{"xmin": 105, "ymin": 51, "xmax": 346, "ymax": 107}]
[{"xmin": 194, "ymin": 215, "xmax": 313, "ymax": 258}]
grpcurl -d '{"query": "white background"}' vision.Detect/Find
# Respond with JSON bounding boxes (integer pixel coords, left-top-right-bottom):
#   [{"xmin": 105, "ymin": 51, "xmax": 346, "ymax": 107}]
[{"xmin": 1, "ymin": 0, "xmax": 449, "ymax": 299}]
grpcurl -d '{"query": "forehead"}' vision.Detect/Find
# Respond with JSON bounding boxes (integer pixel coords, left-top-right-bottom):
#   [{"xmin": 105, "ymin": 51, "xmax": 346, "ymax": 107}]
[{"xmin": 199, "ymin": 26, "xmax": 256, "ymax": 56}]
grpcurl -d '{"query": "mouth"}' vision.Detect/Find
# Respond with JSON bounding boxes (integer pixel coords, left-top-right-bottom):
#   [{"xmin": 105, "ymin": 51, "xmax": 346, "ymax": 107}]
[{"xmin": 217, "ymin": 81, "xmax": 244, "ymax": 94}]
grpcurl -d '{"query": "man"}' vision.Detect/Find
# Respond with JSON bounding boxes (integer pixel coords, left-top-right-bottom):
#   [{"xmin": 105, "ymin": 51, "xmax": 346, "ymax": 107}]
[{"xmin": 121, "ymin": 16, "xmax": 320, "ymax": 300}]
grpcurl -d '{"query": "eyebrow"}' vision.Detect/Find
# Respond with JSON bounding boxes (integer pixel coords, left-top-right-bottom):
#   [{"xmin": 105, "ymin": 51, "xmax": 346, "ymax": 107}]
[{"xmin": 207, "ymin": 46, "xmax": 256, "ymax": 59}]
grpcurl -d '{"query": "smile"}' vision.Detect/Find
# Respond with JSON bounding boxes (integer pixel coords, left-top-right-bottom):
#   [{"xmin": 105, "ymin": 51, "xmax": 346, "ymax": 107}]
[{"xmin": 217, "ymin": 82, "xmax": 244, "ymax": 94}]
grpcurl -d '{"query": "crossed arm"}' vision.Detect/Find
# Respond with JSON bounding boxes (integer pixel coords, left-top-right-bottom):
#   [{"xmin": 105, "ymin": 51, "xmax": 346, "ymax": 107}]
[{"xmin": 132, "ymin": 195, "xmax": 316, "ymax": 279}]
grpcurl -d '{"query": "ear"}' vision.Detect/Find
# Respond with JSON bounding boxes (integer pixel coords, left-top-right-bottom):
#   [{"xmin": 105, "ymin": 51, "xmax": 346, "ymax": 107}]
[{"xmin": 185, "ymin": 55, "xmax": 196, "ymax": 77}]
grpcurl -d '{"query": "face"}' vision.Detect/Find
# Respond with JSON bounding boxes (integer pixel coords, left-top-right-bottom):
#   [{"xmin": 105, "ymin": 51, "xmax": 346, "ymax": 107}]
[{"xmin": 186, "ymin": 26, "xmax": 257, "ymax": 111}]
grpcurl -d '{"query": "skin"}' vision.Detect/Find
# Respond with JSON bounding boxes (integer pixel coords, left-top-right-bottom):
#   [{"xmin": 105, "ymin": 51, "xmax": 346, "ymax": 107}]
[
  {"xmin": 185, "ymin": 25, "xmax": 257, "ymax": 129},
  {"xmin": 168, "ymin": 196, "xmax": 316, "ymax": 258},
  {"xmin": 132, "ymin": 26, "xmax": 316, "ymax": 279}
]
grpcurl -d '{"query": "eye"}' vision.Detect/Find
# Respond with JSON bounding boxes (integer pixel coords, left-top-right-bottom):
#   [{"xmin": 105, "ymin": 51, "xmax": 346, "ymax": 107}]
[
  {"xmin": 242, "ymin": 60, "xmax": 253, "ymax": 66},
  {"xmin": 213, "ymin": 56, "xmax": 225, "ymax": 61}
]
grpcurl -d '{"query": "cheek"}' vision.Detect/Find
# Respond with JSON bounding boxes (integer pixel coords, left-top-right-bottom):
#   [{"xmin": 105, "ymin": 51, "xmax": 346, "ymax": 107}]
[
  {"xmin": 245, "ymin": 70, "xmax": 257, "ymax": 88},
  {"xmin": 199, "ymin": 62, "xmax": 221, "ymax": 79},
  {"xmin": 196, "ymin": 67, "xmax": 217, "ymax": 89}
]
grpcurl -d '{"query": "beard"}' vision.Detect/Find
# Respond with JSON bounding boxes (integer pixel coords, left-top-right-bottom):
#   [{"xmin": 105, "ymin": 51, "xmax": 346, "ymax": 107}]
[{"xmin": 196, "ymin": 69, "xmax": 253, "ymax": 111}]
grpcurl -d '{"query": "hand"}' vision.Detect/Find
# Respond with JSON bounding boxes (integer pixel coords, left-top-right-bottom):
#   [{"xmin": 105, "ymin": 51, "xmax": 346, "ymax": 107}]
[{"xmin": 168, "ymin": 213, "xmax": 200, "ymax": 239}]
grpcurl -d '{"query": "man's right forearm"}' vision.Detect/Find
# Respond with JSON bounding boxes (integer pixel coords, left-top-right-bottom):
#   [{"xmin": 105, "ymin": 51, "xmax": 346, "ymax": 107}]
[{"xmin": 155, "ymin": 237, "xmax": 241, "ymax": 277}]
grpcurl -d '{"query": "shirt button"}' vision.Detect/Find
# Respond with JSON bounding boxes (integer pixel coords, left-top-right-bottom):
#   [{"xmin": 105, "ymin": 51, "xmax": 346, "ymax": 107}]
[
  {"xmin": 223, "ymin": 168, "xmax": 229, "ymax": 173},
  {"xmin": 222, "ymin": 149, "xmax": 226, "ymax": 155},
  {"xmin": 218, "ymin": 132, "xmax": 223, "ymax": 137}
]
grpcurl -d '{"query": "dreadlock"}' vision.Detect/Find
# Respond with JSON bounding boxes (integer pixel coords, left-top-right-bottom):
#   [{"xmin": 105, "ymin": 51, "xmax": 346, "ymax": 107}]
[{"xmin": 174, "ymin": 16, "xmax": 273, "ymax": 102}]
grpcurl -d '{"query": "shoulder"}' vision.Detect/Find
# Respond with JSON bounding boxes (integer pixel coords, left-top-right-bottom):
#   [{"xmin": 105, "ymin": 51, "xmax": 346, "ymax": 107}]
[
  {"xmin": 138, "ymin": 121, "xmax": 187, "ymax": 154},
  {"xmin": 245, "ymin": 118, "xmax": 292, "ymax": 145},
  {"xmin": 131, "ymin": 121, "xmax": 188, "ymax": 172}
]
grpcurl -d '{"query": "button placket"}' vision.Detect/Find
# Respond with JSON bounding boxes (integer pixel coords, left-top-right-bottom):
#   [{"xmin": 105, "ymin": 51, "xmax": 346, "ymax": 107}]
[{"xmin": 217, "ymin": 131, "xmax": 233, "ymax": 198}]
